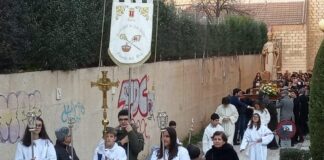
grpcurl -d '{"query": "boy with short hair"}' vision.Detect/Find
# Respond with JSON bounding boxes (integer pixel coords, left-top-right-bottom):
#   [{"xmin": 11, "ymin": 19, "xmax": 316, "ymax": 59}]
[
  {"xmin": 169, "ymin": 120, "xmax": 177, "ymax": 129},
  {"xmin": 168, "ymin": 120, "xmax": 182, "ymax": 145},
  {"xmin": 93, "ymin": 127, "xmax": 127, "ymax": 160},
  {"xmin": 116, "ymin": 109, "xmax": 144, "ymax": 160},
  {"xmin": 202, "ymin": 113, "xmax": 224, "ymax": 154}
]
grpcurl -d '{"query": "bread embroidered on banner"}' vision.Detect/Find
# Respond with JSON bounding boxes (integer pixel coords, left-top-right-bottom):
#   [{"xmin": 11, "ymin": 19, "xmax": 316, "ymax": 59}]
[{"xmin": 108, "ymin": 0, "xmax": 154, "ymax": 66}]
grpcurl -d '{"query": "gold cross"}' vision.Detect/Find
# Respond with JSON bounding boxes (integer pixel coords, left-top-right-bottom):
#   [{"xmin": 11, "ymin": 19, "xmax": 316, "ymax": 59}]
[{"xmin": 91, "ymin": 71, "xmax": 119, "ymax": 133}]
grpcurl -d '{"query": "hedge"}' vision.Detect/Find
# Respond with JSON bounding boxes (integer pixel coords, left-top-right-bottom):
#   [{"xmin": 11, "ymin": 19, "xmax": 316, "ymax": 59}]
[
  {"xmin": 280, "ymin": 148, "xmax": 311, "ymax": 160},
  {"xmin": 0, "ymin": 1, "xmax": 267, "ymax": 73}
]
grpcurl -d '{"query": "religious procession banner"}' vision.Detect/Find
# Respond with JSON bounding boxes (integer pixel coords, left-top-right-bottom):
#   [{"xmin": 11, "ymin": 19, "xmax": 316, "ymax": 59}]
[{"xmin": 108, "ymin": 0, "xmax": 154, "ymax": 66}]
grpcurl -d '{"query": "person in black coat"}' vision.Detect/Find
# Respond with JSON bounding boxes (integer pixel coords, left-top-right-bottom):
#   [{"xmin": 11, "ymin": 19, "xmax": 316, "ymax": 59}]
[
  {"xmin": 298, "ymin": 88, "xmax": 309, "ymax": 140},
  {"xmin": 292, "ymin": 90, "xmax": 302, "ymax": 145},
  {"xmin": 55, "ymin": 126, "xmax": 79, "ymax": 160},
  {"xmin": 205, "ymin": 131, "xmax": 239, "ymax": 160}
]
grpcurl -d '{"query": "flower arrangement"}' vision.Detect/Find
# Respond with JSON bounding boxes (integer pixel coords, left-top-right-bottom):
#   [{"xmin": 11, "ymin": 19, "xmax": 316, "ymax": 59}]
[{"xmin": 259, "ymin": 83, "xmax": 278, "ymax": 96}]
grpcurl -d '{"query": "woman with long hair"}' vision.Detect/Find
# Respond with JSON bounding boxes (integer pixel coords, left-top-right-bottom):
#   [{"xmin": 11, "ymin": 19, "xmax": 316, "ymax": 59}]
[
  {"xmin": 252, "ymin": 101, "xmax": 270, "ymax": 126},
  {"xmin": 253, "ymin": 72, "xmax": 262, "ymax": 88},
  {"xmin": 240, "ymin": 113, "xmax": 274, "ymax": 160},
  {"xmin": 15, "ymin": 117, "xmax": 56, "ymax": 160},
  {"xmin": 150, "ymin": 127, "xmax": 190, "ymax": 160},
  {"xmin": 205, "ymin": 131, "xmax": 239, "ymax": 160}
]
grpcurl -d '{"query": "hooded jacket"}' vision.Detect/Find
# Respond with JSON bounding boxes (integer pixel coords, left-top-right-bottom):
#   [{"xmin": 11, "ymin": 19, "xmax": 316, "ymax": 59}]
[{"xmin": 55, "ymin": 140, "xmax": 79, "ymax": 160}]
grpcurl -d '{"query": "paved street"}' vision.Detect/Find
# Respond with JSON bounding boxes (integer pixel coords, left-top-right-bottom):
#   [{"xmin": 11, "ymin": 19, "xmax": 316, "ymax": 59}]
[{"xmin": 233, "ymin": 136, "xmax": 310, "ymax": 160}]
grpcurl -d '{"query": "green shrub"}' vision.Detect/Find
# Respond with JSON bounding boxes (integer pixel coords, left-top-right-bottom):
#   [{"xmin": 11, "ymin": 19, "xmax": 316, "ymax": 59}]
[
  {"xmin": 280, "ymin": 148, "xmax": 311, "ymax": 160},
  {"xmin": 207, "ymin": 16, "xmax": 267, "ymax": 56},
  {"xmin": 309, "ymin": 39, "xmax": 324, "ymax": 160},
  {"xmin": 182, "ymin": 128, "xmax": 204, "ymax": 146}
]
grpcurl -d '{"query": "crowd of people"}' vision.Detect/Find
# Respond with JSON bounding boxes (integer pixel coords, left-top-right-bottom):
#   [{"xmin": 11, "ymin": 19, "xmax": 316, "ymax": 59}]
[
  {"xmin": 253, "ymin": 71, "xmax": 310, "ymax": 145},
  {"xmin": 199, "ymin": 70, "xmax": 310, "ymax": 160},
  {"xmin": 14, "ymin": 70, "xmax": 310, "ymax": 160},
  {"xmin": 15, "ymin": 110, "xmax": 144, "ymax": 160}
]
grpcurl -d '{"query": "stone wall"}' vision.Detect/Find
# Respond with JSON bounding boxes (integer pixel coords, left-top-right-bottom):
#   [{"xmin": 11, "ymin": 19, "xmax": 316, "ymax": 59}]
[
  {"xmin": 272, "ymin": 25, "xmax": 307, "ymax": 72},
  {"xmin": 0, "ymin": 55, "xmax": 261, "ymax": 159},
  {"xmin": 307, "ymin": 0, "xmax": 324, "ymax": 70}
]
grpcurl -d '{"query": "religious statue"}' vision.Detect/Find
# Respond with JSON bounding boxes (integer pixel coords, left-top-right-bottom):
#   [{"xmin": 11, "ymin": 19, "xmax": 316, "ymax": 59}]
[{"xmin": 262, "ymin": 30, "xmax": 280, "ymax": 81}]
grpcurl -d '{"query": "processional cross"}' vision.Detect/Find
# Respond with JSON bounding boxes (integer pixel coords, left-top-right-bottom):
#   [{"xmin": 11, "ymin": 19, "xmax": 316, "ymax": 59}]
[{"xmin": 91, "ymin": 71, "xmax": 119, "ymax": 133}]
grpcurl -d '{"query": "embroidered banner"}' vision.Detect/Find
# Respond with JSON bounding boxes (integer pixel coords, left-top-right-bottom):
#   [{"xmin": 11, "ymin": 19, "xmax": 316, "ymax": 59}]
[{"xmin": 108, "ymin": 0, "xmax": 154, "ymax": 66}]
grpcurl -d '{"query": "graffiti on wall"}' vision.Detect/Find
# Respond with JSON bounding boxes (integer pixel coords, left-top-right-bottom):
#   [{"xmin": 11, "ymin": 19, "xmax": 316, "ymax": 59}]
[
  {"xmin": 0, "ymin": 90, "xmax": 43, "ymax": 144},
  {"xmin": 131, "ymin": 118, "xmax": 150, "ymax": 138},
  {"xmin": 60, "ymin": 102, "xmax": 85, "ymax": 127},
  {"xmin": 117, "ymin": 75, "xmax": 155, "ymax": 138}
]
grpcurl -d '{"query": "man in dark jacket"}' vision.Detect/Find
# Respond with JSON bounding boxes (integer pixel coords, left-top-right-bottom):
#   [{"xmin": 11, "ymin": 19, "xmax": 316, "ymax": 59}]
[
  {"xmin": 298, "ymin": 88, "xmax": 309, "ymax": 141},
  {"xmin": 116, "ymin": 109, "xmax": 144, "ymax": 160},
  {"xmin": 55, "ymin": 126, "xmax": 79, "ymax": 160},
  {"xmin": 229, "ymin": 88, "xmax": 250, "ymax": 145}
]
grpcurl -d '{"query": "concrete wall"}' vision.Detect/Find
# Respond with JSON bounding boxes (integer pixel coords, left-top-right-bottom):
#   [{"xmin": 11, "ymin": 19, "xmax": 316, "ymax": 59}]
[
  {"xmin": 272, "ymin": 25, "xmax": 307, "ymax": 72},
  {"xmin": 0, "ymin": 55, "xmax": 261, "ymax": 160}
]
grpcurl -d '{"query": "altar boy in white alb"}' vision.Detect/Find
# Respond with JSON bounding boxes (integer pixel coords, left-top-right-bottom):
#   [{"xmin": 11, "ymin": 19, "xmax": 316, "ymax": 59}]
[
  {"xmin": 93, "ymin": 127, "xmax": 127, "ymax": 160},
  {"xmin": 202, "ymin": 113, "xmax": 224, "ymax": 154}
]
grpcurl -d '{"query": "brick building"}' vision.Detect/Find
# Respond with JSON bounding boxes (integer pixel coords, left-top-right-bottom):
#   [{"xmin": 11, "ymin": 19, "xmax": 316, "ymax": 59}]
[
  {"xmin": 173, "ymin": 0, "xmax": 324, "ymax": 72},
  {"xmin": 307, "ymin": 0, "xmax": 324, "ymax": 71}
]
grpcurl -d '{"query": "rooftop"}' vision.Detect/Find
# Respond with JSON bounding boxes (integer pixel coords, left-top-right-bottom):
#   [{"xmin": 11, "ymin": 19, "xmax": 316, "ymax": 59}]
[{"xmin": 236, "ymin": 1, "xmax": 306, "ymax": 25}]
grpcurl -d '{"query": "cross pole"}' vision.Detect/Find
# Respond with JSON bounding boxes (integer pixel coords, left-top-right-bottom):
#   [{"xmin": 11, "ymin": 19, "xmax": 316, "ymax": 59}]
[{"xmin": 91, "ymin": 71, "xmax": 119, "ymax": 133}]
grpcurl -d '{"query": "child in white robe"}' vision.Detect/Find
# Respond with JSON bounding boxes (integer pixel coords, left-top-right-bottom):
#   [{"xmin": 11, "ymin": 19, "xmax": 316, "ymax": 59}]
[
  {"xmin": 150, "ymin": 127, "xmax": 190, "ymax": 160},
  {"xmin": 240, "ymin": 113, "xmax": 274, "ymax": 160},
  {"xmin": 252, "ymin": 101, "xmax": 270, "ymax": 126},
  {"xmin": 202, "ymin": 113, "xmax": 224, "ymax": 154},
  {"xmin": 15, "ymin": 117, "xmax": 56, "ymax": 160},
  {"xmin": 93, "ymin": 127, "xmax": 127, "ymax": 160}
]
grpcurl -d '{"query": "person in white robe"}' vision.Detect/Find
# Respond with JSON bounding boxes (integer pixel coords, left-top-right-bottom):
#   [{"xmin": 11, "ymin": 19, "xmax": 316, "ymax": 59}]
[
  {"xmin": 93, "ymin": 138, "xmax": 104, "ymax": 159},
  {"xmin": 150, "ymin": 146, "xmax": 190, "ymax": 160},
  {"xmin": 202, "ymin": 113, "xmax": 224, "ymax": 154},
  {"xmin": 15, "ymin": 117, "xmax": 56, "ymax": 160},
  {"xmin": 150, "ymin": 127, "xmax": 190, "ymax": 160},
  {"xmin": 215, "ymin": 97, "xmax": 239, "ymax": 145},
  {"xmin": 93, "ymin": 127, "xmax": 127, "ymax": 160},
  {"xmin": 252, "ymin": 101, "xmax": 270, "ymax": 126},
  {"xmin": 240, "ymin": 113, "xmax": 274, "ymax": 160}
]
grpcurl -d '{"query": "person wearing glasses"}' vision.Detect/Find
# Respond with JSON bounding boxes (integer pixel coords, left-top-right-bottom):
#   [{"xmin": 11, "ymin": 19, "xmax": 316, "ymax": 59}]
[
  {"xmin": 116, "ymin": 109, "xmax": 144, "ymax": 160},
  {"xmin": 15, "ymin": 117, "xmax": 57, "ymax": 160},
  {"xmin": 55, "ymin": 126, "xmax": 79, "ymax": 160}
]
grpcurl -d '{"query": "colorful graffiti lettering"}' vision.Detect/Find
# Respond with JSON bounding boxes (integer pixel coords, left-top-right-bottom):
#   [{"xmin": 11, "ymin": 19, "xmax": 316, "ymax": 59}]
[
  {"xmin": 117, "ymin": 75, "xmax": 154, "ymax": 119},
  {"xmin": 131, "ymin": 118, "xmax": 150, "ymax": 139},
  {"xmin": 60, "ymin": 102, "xmax": 85, "ymax": 125},
  {"xmin": 118, "ymin": 75, "xmax": 155, "ymax": 139},
  {"xmin": 0, "ymin": 90, "xmax": 42, "ymax": 144}
]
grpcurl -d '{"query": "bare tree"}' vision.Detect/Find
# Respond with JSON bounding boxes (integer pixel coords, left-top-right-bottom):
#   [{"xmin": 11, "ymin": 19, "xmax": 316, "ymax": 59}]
[{"xmin": 193, "ymin": 0, "xmax": 249, "ymax": 23}]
